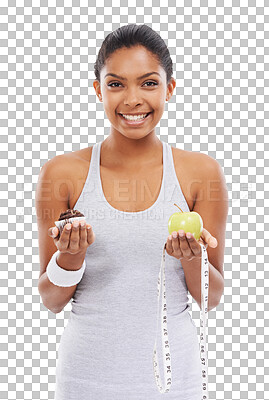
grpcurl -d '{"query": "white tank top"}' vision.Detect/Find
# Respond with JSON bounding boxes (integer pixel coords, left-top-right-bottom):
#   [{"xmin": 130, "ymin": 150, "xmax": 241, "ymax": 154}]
[{"xmin": 55, "ymin": 140, "xmax": 206, "ymax": 400}]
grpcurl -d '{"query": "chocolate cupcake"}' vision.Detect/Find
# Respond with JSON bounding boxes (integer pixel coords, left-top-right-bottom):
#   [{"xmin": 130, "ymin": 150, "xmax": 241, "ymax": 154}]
[{"xmin": 54, "ymin": 209, "xmax": 86, "ymax": 235}]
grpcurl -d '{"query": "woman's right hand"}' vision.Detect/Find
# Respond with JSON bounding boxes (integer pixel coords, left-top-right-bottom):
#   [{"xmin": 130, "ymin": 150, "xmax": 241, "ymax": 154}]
[{"xmin": 47, "ymin": 220, "xmax": 95, "ymax": 256}]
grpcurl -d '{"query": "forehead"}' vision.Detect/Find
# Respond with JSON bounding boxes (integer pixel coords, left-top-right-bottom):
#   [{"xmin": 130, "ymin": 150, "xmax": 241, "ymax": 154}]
[{"xmin": 101, "ymin": 46, "xmax": 165, "ymax": 79}]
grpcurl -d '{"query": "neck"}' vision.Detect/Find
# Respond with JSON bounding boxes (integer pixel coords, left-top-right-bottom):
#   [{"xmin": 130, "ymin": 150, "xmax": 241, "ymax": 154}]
[{"xmin": 101, "ymin": 130, "xmax": 163, "ymax": 169}]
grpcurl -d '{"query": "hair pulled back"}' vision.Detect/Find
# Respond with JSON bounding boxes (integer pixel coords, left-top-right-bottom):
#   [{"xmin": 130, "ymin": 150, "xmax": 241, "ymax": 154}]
[{"xmin": 94, "ymin": 24, "xmax": 173, "ymax": 86}]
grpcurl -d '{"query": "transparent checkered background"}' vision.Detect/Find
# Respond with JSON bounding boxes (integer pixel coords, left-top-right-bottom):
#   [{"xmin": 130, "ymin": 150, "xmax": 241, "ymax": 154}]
[{"xmin": 0, "ymin": 1, "xmax": 268, "ymax": 399}]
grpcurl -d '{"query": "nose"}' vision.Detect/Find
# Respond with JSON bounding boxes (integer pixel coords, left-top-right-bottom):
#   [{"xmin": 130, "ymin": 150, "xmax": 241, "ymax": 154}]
[{"xmin": 123, "ymin": 88, "xmax": 143, "ymax": 107}]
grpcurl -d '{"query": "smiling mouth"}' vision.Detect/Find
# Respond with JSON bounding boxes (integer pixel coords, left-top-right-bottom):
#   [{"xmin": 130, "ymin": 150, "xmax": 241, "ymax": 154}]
[{"xmin": 118, "ymin": 112, "xmax": 152, "ymax": 121}]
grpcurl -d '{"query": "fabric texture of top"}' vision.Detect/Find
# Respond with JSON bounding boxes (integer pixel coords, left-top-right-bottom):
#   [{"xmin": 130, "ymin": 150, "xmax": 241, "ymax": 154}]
[{"xmin": 54, "ymin": 140, "xmax": 203, "ymax": 400}]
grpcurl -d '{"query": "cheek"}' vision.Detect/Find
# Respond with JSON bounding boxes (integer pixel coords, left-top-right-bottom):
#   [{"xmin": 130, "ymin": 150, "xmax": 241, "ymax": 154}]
[
  {"xmin": 102, "ymin": 90, "xmax": 166, "ymax": 114},
  {"xmin": 151, "ymin": 103, "xmax": 165, "ymax": 116},
  {"xmin": 147, "ymin": 92, "xmax": 166, "ymax": 108}
]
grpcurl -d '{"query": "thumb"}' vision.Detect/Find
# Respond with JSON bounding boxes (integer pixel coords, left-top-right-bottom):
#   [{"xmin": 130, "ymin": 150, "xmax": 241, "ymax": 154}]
[
  {"xmin": 48, "ymin": 226, "xmax": 59, "ymax": 238},
  {"xmin": 209, "ymin": 236, "xmax": 218, "ymax": 248},
  {"xmin": 201, "ymin": 228, "xmax": 218, "ymax": 248}
]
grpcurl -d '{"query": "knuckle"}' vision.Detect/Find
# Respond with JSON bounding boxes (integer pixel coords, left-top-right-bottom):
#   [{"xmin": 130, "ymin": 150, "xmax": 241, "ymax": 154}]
[
  {"xmin": 88, "ymin": 235, "xmax": 95, "ymax": 245},
  {"xmin": 70, "ymin": 239, "xmax": 79, "ymax": 247},
  {"xmin": 70, "ymin": 233, "xmax": 78, "ymax": 241},
  {"xmin": 82, "ymin": 230, "xmax": 88, "ymax": 238},
  {"xmin": 69, "ymin": 231, "xmax": 78, "ymax": 239},
  {"xmin": 57, "ymin": 244, "xmax": 63, "ymax": 252},
  {"xmin": 58, "ymin": 235, "xmax": 67, "ymax": 243},
  {"xmin": 87, "ymin": 231, "xmax": 93, "ymax": 240}
]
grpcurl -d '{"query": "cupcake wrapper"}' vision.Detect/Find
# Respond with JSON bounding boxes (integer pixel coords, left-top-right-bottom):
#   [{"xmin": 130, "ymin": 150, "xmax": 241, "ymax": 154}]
[{"xmin": 54, "ymin": 216, "xmax": 86, "ymax": 235}]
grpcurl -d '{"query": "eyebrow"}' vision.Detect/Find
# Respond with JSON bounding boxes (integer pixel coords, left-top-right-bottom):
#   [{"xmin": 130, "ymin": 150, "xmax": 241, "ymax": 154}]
[{"xmin": 104, "ymin": 72, "xmax": 161, "ymax": 80}]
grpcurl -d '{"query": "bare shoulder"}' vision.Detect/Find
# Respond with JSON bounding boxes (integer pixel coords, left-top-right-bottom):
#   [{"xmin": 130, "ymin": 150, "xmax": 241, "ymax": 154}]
[
  {"xmin": 39, "ymin": 146, "xmax": 93, "ymax": 208},
  {"xmin": 172, "ymin": 146, "xmax": 219, "ymax": 173},
  {"xmin": 171, "ymin": 146, "xmax": 222, "ymax": 210},
  {"xmin": 41, "ymin": 146, "xmax": 93, "ymax": 182},
  {"xmin": 44, "ymin": 146, "xmax": 92, "ymax": 170}
]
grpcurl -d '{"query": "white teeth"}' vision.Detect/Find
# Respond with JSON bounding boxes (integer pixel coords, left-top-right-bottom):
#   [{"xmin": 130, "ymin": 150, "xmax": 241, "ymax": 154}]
[{"xmin": 121, "ymin": 113, "xmax": 148, "ymax": 121}]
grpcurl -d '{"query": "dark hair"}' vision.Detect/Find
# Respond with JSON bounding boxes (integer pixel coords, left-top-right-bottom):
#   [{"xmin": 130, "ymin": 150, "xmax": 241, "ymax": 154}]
[{"xmin": 94, "ymin": 24, "xmax": 173, "ymax": 86}]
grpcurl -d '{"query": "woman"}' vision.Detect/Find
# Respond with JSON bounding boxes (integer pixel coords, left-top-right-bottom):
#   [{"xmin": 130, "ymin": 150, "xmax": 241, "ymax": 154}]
[{"xmin": 36, "ymin": 24, "xmax": 228, "ymax": 400}]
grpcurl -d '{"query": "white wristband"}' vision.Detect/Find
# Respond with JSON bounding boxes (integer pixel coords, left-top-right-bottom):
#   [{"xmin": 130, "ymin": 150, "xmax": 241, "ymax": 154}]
[{"xmin": 46, "ymin": 250, "xmax": 86, "ymax": 287}]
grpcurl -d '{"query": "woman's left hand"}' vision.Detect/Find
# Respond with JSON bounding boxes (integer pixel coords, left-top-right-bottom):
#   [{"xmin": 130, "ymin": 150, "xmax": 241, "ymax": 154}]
[{"xmin": 165, "ymin": 228, "xmax": 218, "ymax": 262}]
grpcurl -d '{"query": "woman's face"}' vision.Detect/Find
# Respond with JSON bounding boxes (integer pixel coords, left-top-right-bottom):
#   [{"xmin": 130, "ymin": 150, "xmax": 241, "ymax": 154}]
[{"xmin": 93, "ymin": 45, "xmax": 175, "ymax": 140}]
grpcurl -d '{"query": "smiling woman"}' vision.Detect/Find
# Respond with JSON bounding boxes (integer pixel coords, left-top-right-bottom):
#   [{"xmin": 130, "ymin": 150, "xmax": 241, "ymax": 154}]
[
  {"xmin": 93, "ymin": 43, "xmax": 175, "ymax": 143},
  {"xmin": 36, "ymin": 23, "xmax": 228, "ymax": 400}
]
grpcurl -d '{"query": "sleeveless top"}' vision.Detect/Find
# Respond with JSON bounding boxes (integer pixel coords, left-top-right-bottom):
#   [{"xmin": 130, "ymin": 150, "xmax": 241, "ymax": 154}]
[{"xmin": 54, "ymin": 140, "xmax": 203, "ymax": 400}]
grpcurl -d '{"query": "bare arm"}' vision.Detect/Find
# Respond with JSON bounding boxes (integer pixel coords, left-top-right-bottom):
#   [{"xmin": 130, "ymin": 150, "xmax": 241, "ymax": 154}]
[
  {"xmin": 38, "ymin": 251, "xmax": 87, "ymax": 314},
  {"xmin": 165, "ymin": 154, "xmax": 228, "ymax": 312},
  {"xmin": 187, "ymin": 155, "xmax": 228, "ymax": 310},
  {"xmin": 36, "ymin": 156, "xmax": 95, "ymax": 314},
  {"xmin": 180, "ymin": 252, "xmax": 224, "ymax": 312}
]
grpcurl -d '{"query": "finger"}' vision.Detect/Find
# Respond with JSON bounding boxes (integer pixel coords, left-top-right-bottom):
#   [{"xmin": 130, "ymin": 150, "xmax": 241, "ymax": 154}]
[
  {"xmin": 198, "ymin": 237, "xmax": 209, "ymax": 250},
  {"xmin": 201, "ymin": 228, "xmax": 218, "ymax": 248},
  {"xmin": 48, "ymin": 227, "xmax": 58, "ymax": 238},
  {"xmin": 79, "ymin": 220, "xmax": 87, "ymax": 249},
  {"xmin": 57, "ymin": 223, "xmax": 72, "ymax": 251},
  {"xmin": 171, "ymin": 231, "xmax": 183, "ymax": 260},
  {"xmin": 53, "ymin": 226, "xmax": 60, "ymax": 240},
  {"xmin": 165, "ymin": 235, "xmax": 173, "ymax": 255},
  {"xmin": 178, "ymin": 230, "xmax": 193, "ymax": 259},
  {"xmin": 86, "ymin": 224, "xmax": 95, "ymax": 245},
  {"xmin": 68, "ymin": 220, "xmax": 80, "ymax": 252},
  {"xmin": 186, "ymin": 232, "xmax": 202, "ymax": 257},
  {"xmin": 53, "ymin": 227, "xmax": 59, "ymax": 238}
]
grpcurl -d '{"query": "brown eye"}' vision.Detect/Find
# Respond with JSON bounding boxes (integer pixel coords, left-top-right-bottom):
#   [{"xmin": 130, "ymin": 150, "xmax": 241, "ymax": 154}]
[
  {"xmin": 107, "ymin": 81, "xmax": 158, "ymax": 88},
  {"xmin": 144, "ymin": 81, "xmax": 158, "ymax": 87},
  {"xmin": 107, "ymin": 82, "xmax": 121, "ymax": 87}
]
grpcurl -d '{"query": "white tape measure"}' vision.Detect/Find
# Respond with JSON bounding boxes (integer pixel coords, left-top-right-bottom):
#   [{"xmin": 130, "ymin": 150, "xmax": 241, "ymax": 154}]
[{"xmin": 153, "ymin": 242, "xmax": 209, "ymax": 398}]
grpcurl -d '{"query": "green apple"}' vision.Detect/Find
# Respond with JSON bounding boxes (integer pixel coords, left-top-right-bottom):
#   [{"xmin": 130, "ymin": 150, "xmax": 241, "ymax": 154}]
[{"xmin": 168, "ymin": 203, "xmax": 203, "ymax": 241}]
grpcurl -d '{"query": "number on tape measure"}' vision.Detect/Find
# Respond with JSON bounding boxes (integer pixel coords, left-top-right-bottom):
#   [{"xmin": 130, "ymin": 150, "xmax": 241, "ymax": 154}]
[{"xmin": 152, "ymin": 242, "xmax": 209, "ymax": 398}]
